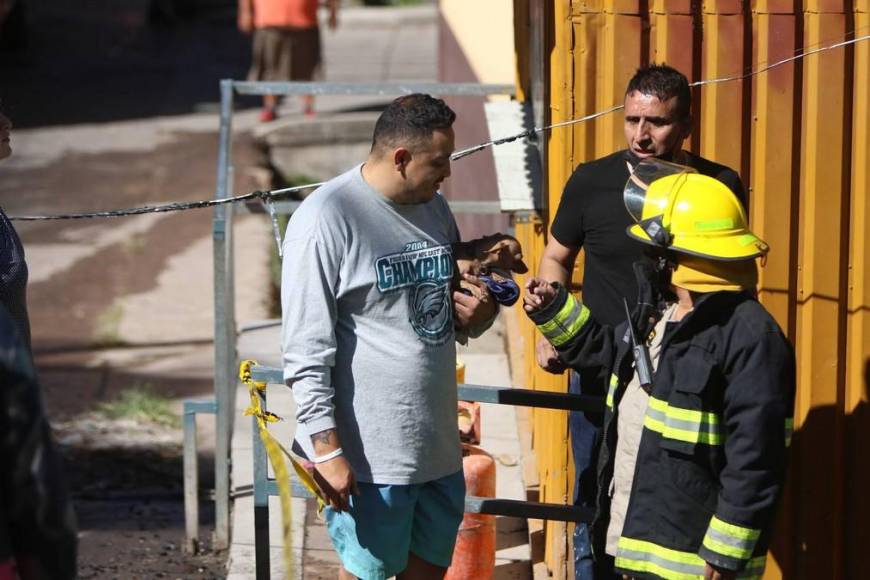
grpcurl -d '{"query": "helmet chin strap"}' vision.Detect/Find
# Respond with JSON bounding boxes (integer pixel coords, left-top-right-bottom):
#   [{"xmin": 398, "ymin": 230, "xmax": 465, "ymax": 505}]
[{"xmin": 639, "ymin": 215, "xmax": 672, "ymax": 247}]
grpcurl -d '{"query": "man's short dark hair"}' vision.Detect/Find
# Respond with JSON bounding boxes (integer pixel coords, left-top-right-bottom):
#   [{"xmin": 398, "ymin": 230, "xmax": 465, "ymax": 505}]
[
  {"xmin": 625, "ymin": 64, "xmax": 691, "ymax": 120},
  {"xmin": 371, "ymin": 94, "xmax": 456, "ymax": 152}
]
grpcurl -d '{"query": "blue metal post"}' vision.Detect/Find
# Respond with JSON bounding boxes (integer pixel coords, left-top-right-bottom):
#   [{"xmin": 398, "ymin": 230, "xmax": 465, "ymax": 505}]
[
  {"xmin": 253, "ymin": 387, "xmax": 271, "ymax": 579},
  {"xmin": 213, "ymin": 78, "xmax": 237, "ymax": 550},
  {"xmin": 183, "ymin": 400, "xmax": 217, "ymax": 553}
]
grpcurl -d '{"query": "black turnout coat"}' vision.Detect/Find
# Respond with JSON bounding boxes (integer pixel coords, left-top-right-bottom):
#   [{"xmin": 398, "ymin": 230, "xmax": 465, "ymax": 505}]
[{"xmin": 528, "ymin": 266, "xmax": 795, "ymax": 579}]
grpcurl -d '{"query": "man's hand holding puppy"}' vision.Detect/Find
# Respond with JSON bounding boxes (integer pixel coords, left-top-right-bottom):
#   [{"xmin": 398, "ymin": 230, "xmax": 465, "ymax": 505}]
[{"xmin": 454, "ymin": 273, "xmax": 497, "ymax": 333}]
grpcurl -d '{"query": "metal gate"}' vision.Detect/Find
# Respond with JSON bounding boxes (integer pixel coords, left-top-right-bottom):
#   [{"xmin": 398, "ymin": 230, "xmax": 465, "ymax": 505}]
[{"xmin": 247, "ymin": 363, "xmax": 604, "ymax": 580}]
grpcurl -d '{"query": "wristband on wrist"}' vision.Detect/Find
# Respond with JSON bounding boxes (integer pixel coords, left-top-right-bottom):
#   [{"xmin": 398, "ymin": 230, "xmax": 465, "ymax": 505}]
[{"xmin": 312, "ymin": 447, "xmax": 343, "ymax": 464}]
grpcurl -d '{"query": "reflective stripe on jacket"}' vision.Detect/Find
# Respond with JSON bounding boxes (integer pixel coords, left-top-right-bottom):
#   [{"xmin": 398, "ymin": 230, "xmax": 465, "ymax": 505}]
[{"xmin": 528, "ymin": 279, "xmax": 795, "ymax": 579}]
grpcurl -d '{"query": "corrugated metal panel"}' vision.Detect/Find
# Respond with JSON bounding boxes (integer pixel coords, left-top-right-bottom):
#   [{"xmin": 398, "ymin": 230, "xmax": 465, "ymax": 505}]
[
  {"xmin": 845, "ymin": 4, "xmax": 870, "ymax": 579},
  {"xmin": 538, "ymin": 3, "xmax": 573, "ymax": 575},
  {"xmin": 749, "ymin": 7, "xmax": 801, "ymax": 578},
  {"xmin": 512, "ymin": 1, "xmax": 870, "ymax": 578},
  {"xmin": 699, "ymin": 4, "xmax": 747, "ymax": 177},
  {"xmin": 793, "ymin": 7, "xmax": 850, "ymax": 579}
]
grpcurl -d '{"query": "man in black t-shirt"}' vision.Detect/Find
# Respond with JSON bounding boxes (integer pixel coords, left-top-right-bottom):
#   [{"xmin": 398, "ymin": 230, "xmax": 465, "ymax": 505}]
[
  {"xmin": 534, "ymin": 64, "xmax": 745, "ymax": 579},
  {"xmin": 547, "ymin": 152, "xmax": 742, "ymax": 329}
]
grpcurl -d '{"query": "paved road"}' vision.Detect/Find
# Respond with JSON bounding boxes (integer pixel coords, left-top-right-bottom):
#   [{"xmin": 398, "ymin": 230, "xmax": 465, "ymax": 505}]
[{"xmin": 1, "ymin": 2, "xmax": 438, "ymax": 354}]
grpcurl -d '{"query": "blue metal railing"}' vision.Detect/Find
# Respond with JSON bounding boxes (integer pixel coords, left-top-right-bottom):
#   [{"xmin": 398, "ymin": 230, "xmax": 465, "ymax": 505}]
[{"xmin": 247, "ymin": 364, "xmax": 604, "ymax": 580}]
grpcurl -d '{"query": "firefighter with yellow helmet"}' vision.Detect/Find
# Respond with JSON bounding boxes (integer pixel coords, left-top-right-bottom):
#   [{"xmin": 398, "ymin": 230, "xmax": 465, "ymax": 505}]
[{"xmin": 524, "ymin": 159, "xmax": 796, "ymax": 579}]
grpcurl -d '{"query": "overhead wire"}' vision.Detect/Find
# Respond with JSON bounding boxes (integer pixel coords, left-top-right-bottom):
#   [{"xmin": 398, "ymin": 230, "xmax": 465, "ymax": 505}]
[
  {"xmin": 7, "ymin": 32, "xmax": 870, "ymax": 222},
  {"xmin": 8, "ymin": 183, "xmax": 324, "ymax": 221},
  {"xmin": 452, "ymin": 32, "xmax": 870, "ymax": 160}
]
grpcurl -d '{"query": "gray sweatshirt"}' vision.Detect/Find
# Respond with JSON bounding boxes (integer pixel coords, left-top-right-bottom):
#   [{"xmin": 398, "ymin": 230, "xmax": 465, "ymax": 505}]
[{"xmin": 281, "ymin": 165, "xmax": 463, "ymax": 484}]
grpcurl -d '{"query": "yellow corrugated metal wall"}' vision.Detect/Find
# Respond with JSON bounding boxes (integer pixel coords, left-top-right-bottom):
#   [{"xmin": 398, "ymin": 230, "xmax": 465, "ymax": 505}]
[{"xmin": 511, "ymin": 0, "xmax": 870, "ymax": 577}]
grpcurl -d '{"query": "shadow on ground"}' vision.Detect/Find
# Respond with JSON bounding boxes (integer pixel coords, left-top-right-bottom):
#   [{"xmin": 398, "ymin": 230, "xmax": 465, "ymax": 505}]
[
  {"xmin": 69, "ymin": 442, "xmax": 225, "ymax": 579},
  {"xmin": 0, "ymin": 0, "xmax": 257, "ymax": 129},
  {"xmin": 47, "ymin": 364, "xmax": 227, "ymax": 578}
]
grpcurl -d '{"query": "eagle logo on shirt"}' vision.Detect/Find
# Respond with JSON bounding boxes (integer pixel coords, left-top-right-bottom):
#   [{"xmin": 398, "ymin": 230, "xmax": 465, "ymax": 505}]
[
  {"xmin": 374, "ymin": 241, "xmax": 454, "ymax": 345},
  {"xmin": 407, "ymin": 280, "xmax": 452, "ymax": 345}
]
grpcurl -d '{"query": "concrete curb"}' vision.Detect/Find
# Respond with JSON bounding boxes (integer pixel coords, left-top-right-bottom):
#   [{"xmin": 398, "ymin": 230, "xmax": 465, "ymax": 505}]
[
  {"xmin": 254, "ymin": 111, "xmax": 379, "ymax": 146},
  {"xmin": 326, "ymin": 4, "xmax": 437, "ymax": 28}
]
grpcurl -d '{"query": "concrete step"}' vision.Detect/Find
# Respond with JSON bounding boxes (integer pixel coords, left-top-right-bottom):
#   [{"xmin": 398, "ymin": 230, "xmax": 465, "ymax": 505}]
[{"xmin": 254, "ymin": 111, "xmax": 379, "ymax": 183}]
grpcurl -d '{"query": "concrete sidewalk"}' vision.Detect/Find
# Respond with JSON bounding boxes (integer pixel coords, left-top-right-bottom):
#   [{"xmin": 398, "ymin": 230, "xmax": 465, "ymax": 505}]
[{"xmin": 228, "ymin": 315, "xmax": 532, "ymax": 579}]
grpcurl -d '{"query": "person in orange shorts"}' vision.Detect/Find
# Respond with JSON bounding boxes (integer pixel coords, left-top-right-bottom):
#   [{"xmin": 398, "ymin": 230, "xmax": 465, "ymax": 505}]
[{"xmin": 238, "ymin": 0, "xmax": 338, "ymax": 121}]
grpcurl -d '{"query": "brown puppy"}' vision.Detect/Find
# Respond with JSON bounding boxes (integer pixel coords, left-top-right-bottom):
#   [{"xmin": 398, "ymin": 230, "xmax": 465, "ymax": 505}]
[
  {"xmin": 452, "ymin": 234, "xmax": 526, "ymax": 434},
  {"xmin": 453, "ymin": 233, "xmax": 528, "ymax": 281}
]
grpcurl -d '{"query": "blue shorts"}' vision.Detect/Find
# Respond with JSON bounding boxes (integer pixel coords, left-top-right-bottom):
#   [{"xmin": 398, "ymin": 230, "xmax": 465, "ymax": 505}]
[{"xmin": 325, "ymin": 470, "xmax": 465, "ymax": 579}]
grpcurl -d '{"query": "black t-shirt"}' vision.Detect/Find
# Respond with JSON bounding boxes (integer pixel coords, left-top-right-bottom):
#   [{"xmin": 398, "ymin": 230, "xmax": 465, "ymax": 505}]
[{"xmin": 550, "ymin": 149, "xmax": 745, "ymax": 327}]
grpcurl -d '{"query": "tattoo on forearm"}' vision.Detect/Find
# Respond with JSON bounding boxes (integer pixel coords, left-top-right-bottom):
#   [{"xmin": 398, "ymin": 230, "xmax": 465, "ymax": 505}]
[{"xmin": 312, "ymin": 429, "xmax": 335, "ymax": 446}]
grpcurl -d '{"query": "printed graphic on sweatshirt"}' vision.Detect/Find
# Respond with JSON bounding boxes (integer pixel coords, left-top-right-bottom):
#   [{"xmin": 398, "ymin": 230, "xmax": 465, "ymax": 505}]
[{"xmin": 375, "ymin": 241, "xmax": 454, "ymax": 345}]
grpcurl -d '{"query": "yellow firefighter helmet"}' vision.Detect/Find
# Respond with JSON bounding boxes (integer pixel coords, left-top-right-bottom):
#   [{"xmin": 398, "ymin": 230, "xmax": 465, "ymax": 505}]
[{"xmin": 623, "ymin": 159, "xmax": 769, "ymax": 261}]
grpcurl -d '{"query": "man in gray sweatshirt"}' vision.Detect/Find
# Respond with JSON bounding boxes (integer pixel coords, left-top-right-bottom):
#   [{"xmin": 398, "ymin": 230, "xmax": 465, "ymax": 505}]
[{"xmin": 281, "ymin": 94, "xmax": 496, "ymax": 580}]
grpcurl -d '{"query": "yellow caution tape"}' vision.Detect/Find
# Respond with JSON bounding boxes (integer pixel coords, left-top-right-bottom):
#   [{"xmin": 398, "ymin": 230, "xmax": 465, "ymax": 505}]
[{"xmin": 239, "ymin": 360, "xmax": 328, "ymax": 578}]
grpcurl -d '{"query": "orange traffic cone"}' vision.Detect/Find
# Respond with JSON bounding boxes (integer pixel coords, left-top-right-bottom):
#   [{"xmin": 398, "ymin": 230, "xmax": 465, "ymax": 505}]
[
  {"xmin": 445, "ymin": 445, "xmax": 496, "ymax": 579},
  {"xmin": 458, "ymin": 401, "xmax": 481, "ymax": 444}
]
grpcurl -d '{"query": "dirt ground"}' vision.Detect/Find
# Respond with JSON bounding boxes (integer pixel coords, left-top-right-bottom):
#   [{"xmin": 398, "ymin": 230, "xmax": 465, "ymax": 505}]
[
  {"xmin": 15, "ymin": 129, "xmax": 265, "ymax": 579},
  {"xmin": 1, "ymin": 2, "xmax": 272, "ymax": 577}
]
